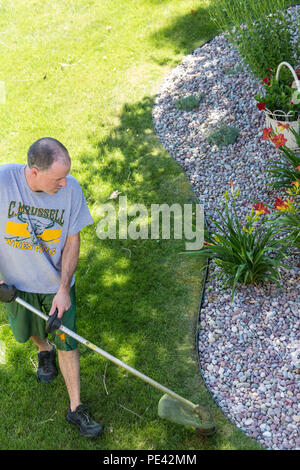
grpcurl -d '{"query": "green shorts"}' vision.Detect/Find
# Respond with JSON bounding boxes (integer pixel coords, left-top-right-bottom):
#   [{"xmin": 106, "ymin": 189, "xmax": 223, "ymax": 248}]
[{"xmin": 5, "ymin": 284, "xmax": 77, "ymax": 351}]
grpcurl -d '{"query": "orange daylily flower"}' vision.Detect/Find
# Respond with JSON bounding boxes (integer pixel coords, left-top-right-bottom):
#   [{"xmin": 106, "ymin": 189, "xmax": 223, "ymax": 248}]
[
  {"xmin": 277, "ymin": 122, "xmax": 290, "ymax": 130},
  {"xmin": 253, "ymin": 202, "xmax": 270, "ymax": 215},
  {"xmin": 262, "ymin": 127, "xmax": 274, "ymax": 140},
  {"xmin": 271, "ymin": 133, "xmax": 287, "ymax": 148},
  {"xmin": 286, "ymin": 180, "xmax": 300, "ymax": 196},
  {"xmin": 274, "ymin": 197, "xmax": 293, "ymax": 212}
]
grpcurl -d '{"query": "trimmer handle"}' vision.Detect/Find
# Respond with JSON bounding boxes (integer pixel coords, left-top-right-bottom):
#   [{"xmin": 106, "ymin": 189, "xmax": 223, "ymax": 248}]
[
  {"xmin": 46, "ymin": 309, "xmax": 62, "ymax": 333},
  {"xmin": 0, "ymin": 283, "xmax": 18, "ymax": 303},
  {"xmin": 0, "ymin": 282, "xmax": 62, "ymax": 333}
]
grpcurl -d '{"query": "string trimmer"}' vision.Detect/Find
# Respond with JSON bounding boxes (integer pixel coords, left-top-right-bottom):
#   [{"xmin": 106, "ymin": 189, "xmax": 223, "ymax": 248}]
[{"xmin": 0, "ymin": 282, "xmax": 216, "ymax": 436}]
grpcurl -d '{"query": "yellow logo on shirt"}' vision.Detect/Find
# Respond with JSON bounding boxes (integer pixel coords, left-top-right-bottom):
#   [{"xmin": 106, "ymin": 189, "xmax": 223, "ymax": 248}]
[
  {"xmin": 5, "ymin": 221, "xmax": 62, "ymax": 243},
  {"xmin": 4, "ymin": 200, "xmax": 65, "ymax": 256}
]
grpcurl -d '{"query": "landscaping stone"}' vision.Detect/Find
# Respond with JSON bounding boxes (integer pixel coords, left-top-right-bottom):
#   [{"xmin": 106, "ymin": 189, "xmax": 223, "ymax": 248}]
[{"xmin": 152, "ymin": 5, "xmax": 300, "ymax": 451}]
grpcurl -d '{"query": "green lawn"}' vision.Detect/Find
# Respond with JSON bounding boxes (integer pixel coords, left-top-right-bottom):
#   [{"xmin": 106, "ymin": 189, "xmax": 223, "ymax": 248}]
[{"xmin": 0, "ymin": 0, "xmax": 265, "ymax": 450}]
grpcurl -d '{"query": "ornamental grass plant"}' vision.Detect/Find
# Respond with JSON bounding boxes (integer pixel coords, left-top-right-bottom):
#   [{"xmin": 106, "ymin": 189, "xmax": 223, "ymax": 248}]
[
  {"xmin": 185, "ymin": 182, "xmax": 290, "ymax": 301},
  {"xmin": 209, "ymin": 0, "xmax": 299, "ymax": 79}
]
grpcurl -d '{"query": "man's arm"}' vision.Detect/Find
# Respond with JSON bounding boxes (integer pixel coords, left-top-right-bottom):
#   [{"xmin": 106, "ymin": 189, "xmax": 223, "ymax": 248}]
[{"xmin": 49, "ymin": 232, "xmax": 80, "ymax": 318}]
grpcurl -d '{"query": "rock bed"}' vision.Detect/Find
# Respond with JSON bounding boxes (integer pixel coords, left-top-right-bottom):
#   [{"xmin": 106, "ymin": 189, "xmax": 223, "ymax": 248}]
[{"xmin": 152, "ymin": 8, "xmax": 300, "ymax": 450}]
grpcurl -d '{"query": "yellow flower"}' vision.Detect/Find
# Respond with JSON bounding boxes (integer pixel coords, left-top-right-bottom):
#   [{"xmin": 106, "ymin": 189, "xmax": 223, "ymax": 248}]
[
  {"xmin": 286, "ymin": 181, "xmax": 300, "ymax": 196},
  {"xmin": 243, "ymin": 226, "xmax": 254, "ymax": 234}
]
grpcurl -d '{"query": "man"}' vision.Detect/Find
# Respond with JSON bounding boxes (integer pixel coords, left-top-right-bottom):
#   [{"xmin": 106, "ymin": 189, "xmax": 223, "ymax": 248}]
[{"xmin": 0, "ymin": 137, "xmax": 104, "ymax": 438}]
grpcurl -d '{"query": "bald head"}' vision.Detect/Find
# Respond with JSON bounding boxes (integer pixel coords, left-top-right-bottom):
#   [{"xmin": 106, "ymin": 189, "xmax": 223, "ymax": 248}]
[{"xmin": 27, "ymin": 137, "xmax": 70, "ymax": 171}]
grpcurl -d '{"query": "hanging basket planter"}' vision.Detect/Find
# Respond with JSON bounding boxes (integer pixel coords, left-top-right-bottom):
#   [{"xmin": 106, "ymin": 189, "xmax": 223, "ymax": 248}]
[
  {"xmin": 257, "ymin": 62, "xmax": 300, "ymax": 151},
  {"xmin": 264, "ymin": 109, "xmax": 300, "ymax": 151}
]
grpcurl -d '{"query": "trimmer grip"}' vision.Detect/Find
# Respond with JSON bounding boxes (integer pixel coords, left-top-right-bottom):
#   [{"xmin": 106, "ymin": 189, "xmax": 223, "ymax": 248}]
[
  {"xmin": 46, "ymin": 309, "xmax": 62, "ymax": 333},
  {"xmin": 0, "ymin": 283, "xmax": 18, "ymax": 303}
]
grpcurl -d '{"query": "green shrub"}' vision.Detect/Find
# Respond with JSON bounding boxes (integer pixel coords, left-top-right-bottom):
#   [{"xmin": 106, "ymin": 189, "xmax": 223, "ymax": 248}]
[
  {"xmin": 174, "ymin": 94, "xmax": 204, "ymax": 111},
  {"xmin": 207, "ymin": 123, "xmax": 239, "ymax": 147}
]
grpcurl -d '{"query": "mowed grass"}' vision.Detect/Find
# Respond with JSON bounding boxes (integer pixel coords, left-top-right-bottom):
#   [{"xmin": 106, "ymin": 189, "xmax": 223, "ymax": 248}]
[{"xmin": 0, "ymin": 0, "xmax": 262, "ymax": 450}]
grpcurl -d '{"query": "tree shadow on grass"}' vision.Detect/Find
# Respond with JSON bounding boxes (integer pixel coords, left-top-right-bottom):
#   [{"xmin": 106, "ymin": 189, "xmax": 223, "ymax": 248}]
[
  {"xmin": 75, "ymin": 94, "xmax": 198, "ymax": 376},
  {"xmin": 71, "ymin": 96, "xmax": 213, "ymax": 448},
  {"xmin": 71, "ymin": 96, "xmax": 262, "ymax": 450},
  {"xmin": 150, "ymin": 5, "xmax": 218, "ymax": 58}
]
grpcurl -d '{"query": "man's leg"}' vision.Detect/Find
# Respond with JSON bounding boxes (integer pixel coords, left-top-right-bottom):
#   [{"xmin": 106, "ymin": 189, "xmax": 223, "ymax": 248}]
[
  {"xmin": 60, "ymin": 347, "xmax": 104, "ymax": 437},
  {"xmin": 30, "ymin": 333, "xmax": 81, "ymax": 408},
  {"xmin": 30, "ymin": 335, "xmax": 52, "ymax": 352},
  {"xmin": 42, "ymin": 286, "xmax": 103, "ymax": 437},
  {"xmin": 30, "ymin": 335, "xmax": 58, "ymax": 383},
  {"xmin": 57, "ymin": 348, "xmax": 81, "ymax": 411}
]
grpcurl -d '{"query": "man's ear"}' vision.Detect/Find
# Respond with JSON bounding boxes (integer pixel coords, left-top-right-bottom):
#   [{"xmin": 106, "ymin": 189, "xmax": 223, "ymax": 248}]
[{"xmin": 30, "ymin": 167, "xmax": 40, "ymax": 177}]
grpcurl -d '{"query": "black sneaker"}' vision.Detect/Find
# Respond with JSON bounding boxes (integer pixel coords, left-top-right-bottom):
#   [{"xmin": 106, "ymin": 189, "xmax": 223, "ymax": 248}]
[
  {"xmin": 66, "ymin": 405, "xmax": 104, "ymax": 438},
  {"xmin": 37, "ymin": 343, "xmax": 58, "ymax": 384}
]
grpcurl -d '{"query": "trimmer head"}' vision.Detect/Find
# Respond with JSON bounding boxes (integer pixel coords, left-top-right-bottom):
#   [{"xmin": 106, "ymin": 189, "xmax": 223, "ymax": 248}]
[
  {"xmin": 158, "ymin": 394, "xmax": 216, "ymax": 436},
  {"xmin": 0, "ymin": 283, "xmax": 18, "ymax": 303}
]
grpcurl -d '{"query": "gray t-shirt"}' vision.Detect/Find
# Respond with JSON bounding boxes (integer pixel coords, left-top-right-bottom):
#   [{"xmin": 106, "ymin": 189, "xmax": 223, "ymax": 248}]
[{"xmin": 0, "ymin": 163, "xmax": 94, "ymax": 293}]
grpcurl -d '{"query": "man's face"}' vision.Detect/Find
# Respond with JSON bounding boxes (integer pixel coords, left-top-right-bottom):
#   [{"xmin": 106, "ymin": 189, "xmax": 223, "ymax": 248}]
[{"xmin": 32, "ymin": 159, "xmax": 71, "ymax": 194}]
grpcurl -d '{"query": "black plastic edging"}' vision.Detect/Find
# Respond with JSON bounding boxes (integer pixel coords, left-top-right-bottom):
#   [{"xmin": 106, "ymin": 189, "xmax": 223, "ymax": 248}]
[{"xmin": 190, "ymin": 190, "xmax": 241, "ymax": 427}]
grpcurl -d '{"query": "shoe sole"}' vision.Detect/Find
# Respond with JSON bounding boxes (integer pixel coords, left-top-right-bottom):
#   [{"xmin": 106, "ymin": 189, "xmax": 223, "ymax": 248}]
[
  {"xmin": 37, "ymin": 372, "xmax": 58, "ymax": 384},
  {"xmin": 66, "ymin": 415, "xmax": 104, "ymax": 438}
]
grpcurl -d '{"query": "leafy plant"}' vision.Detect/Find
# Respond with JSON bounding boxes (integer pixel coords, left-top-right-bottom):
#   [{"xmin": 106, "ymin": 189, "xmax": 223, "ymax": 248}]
[
  {"xmin": 185, "ymin": 183, "xmax": 289, "ymax": 300},
  {"xmin": 255, "ymin": 66, "xmax": 300, "ymax": 120},
  {"xmin": 255, "ymin": 182, "xmax": 300, "ymax": 249},
  {"xmin": 273, "ymin": 194, "xmax": 300, "ymax": 248},
  {"xmin": 174, "ymin": 94, "xmax": 204, "ymax": 111},
  {"xmin": 262, "ymin": 126, "xmax": 300, "ymax": 188},
  {"xmin": 207, "ymin": 123, "xmax": 239, "ymax": 147}
]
